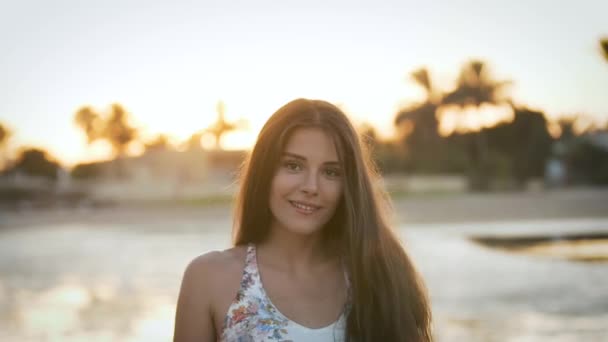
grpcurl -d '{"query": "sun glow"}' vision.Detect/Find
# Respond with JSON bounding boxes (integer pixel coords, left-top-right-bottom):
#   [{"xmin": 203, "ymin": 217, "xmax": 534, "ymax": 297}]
[{"xmin": 437, "ymin": 104, "xmax": 515, "ymax": 136}]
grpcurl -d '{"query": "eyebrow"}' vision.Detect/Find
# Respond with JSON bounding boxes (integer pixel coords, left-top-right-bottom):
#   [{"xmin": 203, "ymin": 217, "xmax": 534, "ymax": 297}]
[{"xmin": 282, "ymin": 152, "xmax": 340, "ymax": 166}]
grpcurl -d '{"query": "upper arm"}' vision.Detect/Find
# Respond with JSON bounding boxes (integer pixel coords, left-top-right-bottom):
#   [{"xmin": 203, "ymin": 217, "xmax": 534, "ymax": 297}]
[{"xmin": 174, "ymin": 253, "xmax": 219, "ymax": 342}]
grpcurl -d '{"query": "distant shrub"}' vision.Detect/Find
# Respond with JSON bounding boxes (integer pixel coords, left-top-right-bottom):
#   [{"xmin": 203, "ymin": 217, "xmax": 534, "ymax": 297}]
[{"xmin": 71, "ymin": 162, "xmax": 103, "ymax": 179}]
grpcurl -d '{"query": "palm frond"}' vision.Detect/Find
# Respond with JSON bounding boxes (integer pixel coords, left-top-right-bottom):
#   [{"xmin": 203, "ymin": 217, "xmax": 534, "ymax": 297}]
[{"xmin": 601, "ymin": 38, "xmax": 608, "ymax": 62}]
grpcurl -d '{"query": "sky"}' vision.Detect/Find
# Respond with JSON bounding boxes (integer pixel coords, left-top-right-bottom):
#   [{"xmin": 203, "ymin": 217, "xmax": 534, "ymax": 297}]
[{"xmin": 1, "ymin": 0, "xmax": 607, "ymax": 166}]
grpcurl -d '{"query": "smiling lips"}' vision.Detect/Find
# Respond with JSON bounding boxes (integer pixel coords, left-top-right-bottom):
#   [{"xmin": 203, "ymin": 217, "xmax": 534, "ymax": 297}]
[{"xmin": 289, "ymin": 200, "xmax": 321, "ymax": 214}]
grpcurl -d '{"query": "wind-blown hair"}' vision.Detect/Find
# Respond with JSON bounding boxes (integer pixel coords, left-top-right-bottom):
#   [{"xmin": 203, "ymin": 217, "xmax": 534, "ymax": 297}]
[{"xmin": 233, "ymin": 98, "xmax": 432, "ymax": 341}]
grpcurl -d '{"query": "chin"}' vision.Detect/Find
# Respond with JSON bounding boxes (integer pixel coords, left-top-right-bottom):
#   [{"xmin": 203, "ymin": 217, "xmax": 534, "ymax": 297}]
[
  {"xmin": 272, "ymin": 218, "xmax": 327, "ymax": 236},
  {"xmin": 282, "ymin": 222, "xmax": 325, "ymax": 235},
  {"xmin": 293, "ymin": 227, "xmax": 325, "ymax": 236}
]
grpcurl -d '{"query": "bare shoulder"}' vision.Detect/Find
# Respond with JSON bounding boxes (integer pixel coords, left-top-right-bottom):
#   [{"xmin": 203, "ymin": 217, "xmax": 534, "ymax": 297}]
[
  {"xmin": 183, "ymin": 246, "xmax": 246, "ymax": 282},
  {"xmin": 174, "ymin": 246, "xmax": 247, "ymax": 342}
]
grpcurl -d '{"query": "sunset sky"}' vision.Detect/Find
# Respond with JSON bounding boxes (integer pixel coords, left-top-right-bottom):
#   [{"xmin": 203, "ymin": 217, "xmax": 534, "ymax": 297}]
[{"xmin": 1, "ymin": 0, "xmax": 607, "ymax": 166}]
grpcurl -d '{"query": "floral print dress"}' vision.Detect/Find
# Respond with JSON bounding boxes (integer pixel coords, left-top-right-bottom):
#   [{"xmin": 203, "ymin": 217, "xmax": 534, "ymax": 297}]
[{"xmin": 220, "ymin": 244, "xmax": 349, "ymax": 342}]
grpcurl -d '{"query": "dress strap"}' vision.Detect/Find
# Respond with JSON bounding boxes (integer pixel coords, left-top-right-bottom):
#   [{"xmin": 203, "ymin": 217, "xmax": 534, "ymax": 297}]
[
  {"xmin": 244, "ymin": 243, "xmax": 262, "ymax": 284},
  {"xmin": 245, "ymin": 243, "xmax": 256, "ymax": 267}
]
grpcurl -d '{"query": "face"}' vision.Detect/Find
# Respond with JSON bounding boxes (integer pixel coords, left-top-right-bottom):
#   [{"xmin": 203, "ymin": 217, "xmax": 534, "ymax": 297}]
[{"xmin": 269, "ymin": 127, "xmax": 344, "ymax": 237}]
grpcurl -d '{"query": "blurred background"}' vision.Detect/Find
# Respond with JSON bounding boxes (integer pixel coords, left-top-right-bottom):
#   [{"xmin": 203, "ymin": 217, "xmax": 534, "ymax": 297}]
[{"xmin": 1, "ymin": 0, "xmax": 607, "ymax": 341}]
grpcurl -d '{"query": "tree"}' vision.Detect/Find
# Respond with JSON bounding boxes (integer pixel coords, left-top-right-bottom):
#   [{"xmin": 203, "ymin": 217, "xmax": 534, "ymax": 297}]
[
  {"xmin": 486, "ymin": 106, "xmax": 553, "ymax": 187},
  {"xmin": 441, "ymin": 60, "xmax": 512, "ymax": 191},
  {"xmin": 103, "ymin": 104, "xmax": 138, "ymax": 156},
  {"xmin": 600, "ymin": 38, "xmax": 608, "ymax": 62},
  {"xmin": 205, "ymin": 101, "xmax": 237, "ymax": 149},
  {"xmin": 563, "ymin": 137, "xmax": 608, "ymax": 185},
  {"xmin": 73, "ymin": 103, "xmax": 139, "ymax": 179},
  {"xmin": 183, "ymin": 131, "xmax": 204, "ymax": 151},
  {"xmin": 10, "ymin": 148, "xmax": 62, "ymax": 180},
  {"xmin": 74, "ymin": 103, "xmax": 138, "ymax": 157},
  {"xmin": 74, "ymin": 106, "xmax": 101, "ymax": 143},
  {"xmin": 71, "ymin": 162, "xmax": 103, "ymax": 179},
  {"xmin": 0, "ymin": 123, "xmax": 10, "ymax": 148},
  {"xmin": 0, "ymin": 123, "xmax": 12, "ymax": 170},
  {"xmin": 395, "ymin": 68, "xmax": 441, "ymax": 127},
  {"xmin": 556, "ymin": 117, "xmax": 577, "ymax": 141},
  {"xmin": 394, "ymin": 68, "xmax": 443, "ymax": 172},
  {"xmin": 443, "ymin": 61, "xmax": 511, "ymax": 107},
  {"xmin": 144, "ymin": 134, "xmax": 171, "ymax": 152}
]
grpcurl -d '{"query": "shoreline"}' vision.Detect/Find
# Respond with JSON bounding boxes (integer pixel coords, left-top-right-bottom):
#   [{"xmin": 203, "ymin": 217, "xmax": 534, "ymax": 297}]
[{"xmin": 1, "ymin": 187, "xmax": 607, "ymax": 229}]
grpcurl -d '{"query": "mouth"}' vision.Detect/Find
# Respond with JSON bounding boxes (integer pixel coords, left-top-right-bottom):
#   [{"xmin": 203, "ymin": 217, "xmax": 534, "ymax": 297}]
[{"xmin": 289, "ymin": 200, "xmax": 321, "ymax": 214}]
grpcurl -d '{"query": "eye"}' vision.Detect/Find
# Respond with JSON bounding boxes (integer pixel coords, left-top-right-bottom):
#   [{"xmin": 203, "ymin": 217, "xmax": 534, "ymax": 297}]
[
  {"xmin": 282, "ymin": 160, "xmax": 302, "ymax": 172},
  {"xmin": 324, "ymin": 167, "xmax": 341, "ymax": 178}
]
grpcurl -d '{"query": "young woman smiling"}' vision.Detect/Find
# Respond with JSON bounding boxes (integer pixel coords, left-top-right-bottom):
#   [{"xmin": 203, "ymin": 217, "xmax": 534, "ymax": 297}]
[{"xmin": 174, "ymin": 98, "xmax": 432, "ymax": 341}]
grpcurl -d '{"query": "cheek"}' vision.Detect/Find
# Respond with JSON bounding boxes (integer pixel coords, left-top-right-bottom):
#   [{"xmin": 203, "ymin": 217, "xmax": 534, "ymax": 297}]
[
  {"xmin": 324, "ymin": 181, "xmax": 343, "ymax": 205},
  {"xmin": 269, "ymin": 178, "xmax": 287, "ymax": 213},
  {"xmin": 269, "ymin": 177, "xmax": 282, "ymax": 202},
  {"xmin": 270, "ymin": 172, "xmax": 298, "ymax": 196}
]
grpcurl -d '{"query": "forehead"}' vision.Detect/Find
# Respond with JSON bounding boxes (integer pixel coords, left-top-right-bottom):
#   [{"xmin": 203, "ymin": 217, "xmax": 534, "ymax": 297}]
[{"xmin": 283, "ymin": 127, "xmax": 339, "ymax": 162}]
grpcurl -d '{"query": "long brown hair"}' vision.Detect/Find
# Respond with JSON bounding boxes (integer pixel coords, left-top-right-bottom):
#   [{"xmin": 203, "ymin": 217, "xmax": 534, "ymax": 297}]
[{"xmin": 233, "ymin": 98, "xmax": 432, "ymax": 341}]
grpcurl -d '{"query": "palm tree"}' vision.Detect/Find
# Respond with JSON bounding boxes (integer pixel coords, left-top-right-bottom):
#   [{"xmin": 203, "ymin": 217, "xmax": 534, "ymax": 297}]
[
  {"xmin": 74, "ymin": 104, "xmax": 138, "ymax": 157},
  {"xmin": 556, "ymin": 117, "xmax": 577, "ymax": 141},
  {"xmin": 394, "ymin": 67, "xmax": 443, "ymax": 172},
  {"xmin": 205, "ymin": 101, "xmax": 237, "ymax": 149},
  {"xmin": 103, "ymin": 104, "xmax": 138, "ymax": 157},
  {"xmin": 443, "ymin": 60, "xmax": 511, "ymax": 107},
  {"xmin": 74, "ymin": 106, "xmax": 101, "ymax": 143},
  {"xmin": 395, "ymin": 68, "xmax": 441, "ymax": 124},
  {"xmin": 0, "ymin": 123, "xmax": 10, "ymax": 146},
  {"xmin": 73, "ymin": 104, "xmax": 138, "ymax": 179},
  {"xmin": 600, "ymin": 38, "xmax": 608, "ymax": 62},
  {"xmin": 0, "ymin": 123, "xmax": 12, "ymax": 170},
  {"xmin": 442, "ymin": 60, "xmax": 512, "ymax": 191}
]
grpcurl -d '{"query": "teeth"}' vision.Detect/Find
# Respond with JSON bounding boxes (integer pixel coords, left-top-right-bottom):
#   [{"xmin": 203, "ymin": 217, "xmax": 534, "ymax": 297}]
[{"xmin": 291, "ymin": 201, "xmax": 316, "ymax": 212}]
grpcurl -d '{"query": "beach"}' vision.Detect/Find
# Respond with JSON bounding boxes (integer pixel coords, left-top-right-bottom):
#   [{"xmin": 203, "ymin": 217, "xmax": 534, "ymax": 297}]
[
  {"xmin": 1, "ymin": 187, "xmax": 607, "ymax": 341},
  {"xmin": 2, "ymin": 187, "xmax": 607, "ymax": 229}
]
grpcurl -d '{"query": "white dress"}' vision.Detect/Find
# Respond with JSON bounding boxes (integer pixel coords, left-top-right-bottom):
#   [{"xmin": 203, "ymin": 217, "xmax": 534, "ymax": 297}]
[{"xmin": 220, "ymin": 244, "xmax": 349, "ymax": 341}]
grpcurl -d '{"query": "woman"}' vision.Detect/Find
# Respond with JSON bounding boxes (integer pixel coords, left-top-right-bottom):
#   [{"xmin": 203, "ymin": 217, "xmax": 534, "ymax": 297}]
[{"xmin": 174, "ymin": 99, "xmax": 432, "ymax": 341}]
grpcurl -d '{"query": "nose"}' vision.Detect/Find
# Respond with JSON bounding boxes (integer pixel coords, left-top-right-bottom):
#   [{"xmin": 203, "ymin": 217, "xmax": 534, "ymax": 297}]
[{"xmin": 300, "ymin": 171, "xmax": 319, "ymax": 195}]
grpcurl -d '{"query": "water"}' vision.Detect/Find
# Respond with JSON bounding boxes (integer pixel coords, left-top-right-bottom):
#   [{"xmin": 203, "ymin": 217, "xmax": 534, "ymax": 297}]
[{"xmin": 1, "ymin": 218, "xmax": 607, "ymax": 341}]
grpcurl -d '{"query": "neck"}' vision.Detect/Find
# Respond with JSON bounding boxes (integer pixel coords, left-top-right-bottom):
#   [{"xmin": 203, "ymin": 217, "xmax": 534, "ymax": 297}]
[{"xmin": 258, "ymin": 224, "xmax": 335, "ymax": 273}]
